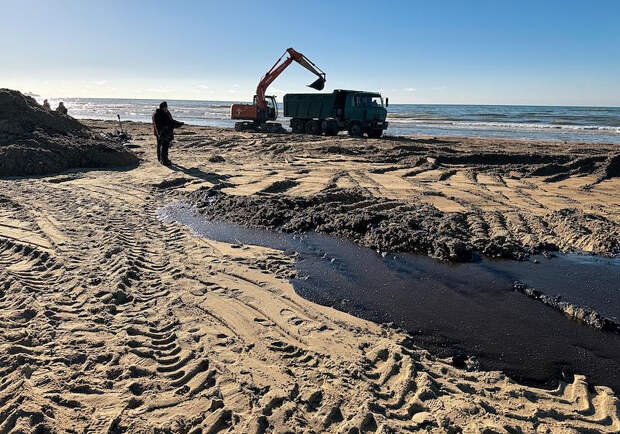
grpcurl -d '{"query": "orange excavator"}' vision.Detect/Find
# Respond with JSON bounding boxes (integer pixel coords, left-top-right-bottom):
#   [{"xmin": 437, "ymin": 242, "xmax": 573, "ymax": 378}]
[{"xmin": 231, "ymin": 47, "xmax": 326, "ymax": 132}]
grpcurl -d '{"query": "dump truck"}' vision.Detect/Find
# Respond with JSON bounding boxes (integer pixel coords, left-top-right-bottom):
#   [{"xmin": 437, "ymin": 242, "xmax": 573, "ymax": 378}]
[{"xmin": 284, "ymin": 90, "xmax": 389, "ymax": 138}]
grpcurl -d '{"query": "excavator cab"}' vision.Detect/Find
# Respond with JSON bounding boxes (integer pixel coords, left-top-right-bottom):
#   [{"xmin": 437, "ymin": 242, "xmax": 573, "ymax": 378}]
[
  {"xmin": 252, "ymin": 95, "xmax": 277, "ymax": 122},
  {"xmin": 265, "ymin": 96, "xmax": 278, "ymax": 121}
]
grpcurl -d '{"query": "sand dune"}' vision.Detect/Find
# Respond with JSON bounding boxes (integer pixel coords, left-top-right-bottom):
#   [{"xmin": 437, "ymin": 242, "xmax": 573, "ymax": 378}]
[{"xmin": 0, "ymin": 120, "xmax": 618, "ymax": 432}]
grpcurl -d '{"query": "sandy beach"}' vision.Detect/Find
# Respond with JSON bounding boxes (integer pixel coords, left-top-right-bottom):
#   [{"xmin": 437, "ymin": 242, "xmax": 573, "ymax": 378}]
[{"xmin": 0, "ymin": 114, "xmax": 618, "ymax": 432}]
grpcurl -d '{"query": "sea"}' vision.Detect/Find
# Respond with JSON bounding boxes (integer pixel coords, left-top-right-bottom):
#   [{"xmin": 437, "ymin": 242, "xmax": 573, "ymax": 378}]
[{"xmin": 41, "ymin": 97, "xmax": 620, "ymax": 143}]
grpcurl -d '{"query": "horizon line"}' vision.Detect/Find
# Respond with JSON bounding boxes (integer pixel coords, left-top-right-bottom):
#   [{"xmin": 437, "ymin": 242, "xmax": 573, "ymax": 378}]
[{"xmin": 23, "ymin": 93, "xmax": 620, "ymax": 109}]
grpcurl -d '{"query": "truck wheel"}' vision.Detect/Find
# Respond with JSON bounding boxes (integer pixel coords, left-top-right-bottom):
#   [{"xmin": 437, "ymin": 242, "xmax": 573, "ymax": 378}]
[
  {"xmin": 263, "ymin": 123, "xmax": 285, "ymax": 133},
  {"xmin": 367, "ymin": 129, "xmax": 383, "ymax": 138},
  {"xmin": 348, "ymin": 123, "xmax": 362, "ymax": 138},
  {"xmin": 291, "ymin": 118, "xmax": 304, "ymax": 134},
  {"xmin": 305, "ymin": 120, "xmax": 322, "ymax": 135},
  {"xmin": 324, "ymin": 120, "xmax": 338, "ymax": 136}
]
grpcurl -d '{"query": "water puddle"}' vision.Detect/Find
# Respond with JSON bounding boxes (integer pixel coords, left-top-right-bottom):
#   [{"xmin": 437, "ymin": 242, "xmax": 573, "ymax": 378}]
[{"xmin": 159, "ymin": 202, "xmax": 620, "ymax": 392}]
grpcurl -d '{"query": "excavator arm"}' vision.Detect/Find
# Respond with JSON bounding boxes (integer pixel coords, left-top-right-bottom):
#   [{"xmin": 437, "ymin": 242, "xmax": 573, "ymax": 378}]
[{"xmin": 255, "ymin": 47, "xmax": 326, "ymax": 111}]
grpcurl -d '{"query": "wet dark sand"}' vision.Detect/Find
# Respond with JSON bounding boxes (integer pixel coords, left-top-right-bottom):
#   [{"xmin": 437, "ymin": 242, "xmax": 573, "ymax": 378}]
[
  {"xmin": 159, "ymin": 202, "xmax": 620, "ymax": 393},
  {"xmin": 494, "ymin": 254, "xmax": 619, "ymax": 320}
]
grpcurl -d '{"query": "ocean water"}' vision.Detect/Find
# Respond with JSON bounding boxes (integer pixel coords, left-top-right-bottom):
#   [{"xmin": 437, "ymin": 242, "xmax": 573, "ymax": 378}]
[{"xmin": 42, "ymin": 97, "xmax": 620, "ymax": 143}]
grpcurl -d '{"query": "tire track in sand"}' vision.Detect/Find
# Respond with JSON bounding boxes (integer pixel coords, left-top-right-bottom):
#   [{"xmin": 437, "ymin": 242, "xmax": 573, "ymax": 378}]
[{"xmin": 0, "ymin": 130, "xmax": 618, "ymax": 432}]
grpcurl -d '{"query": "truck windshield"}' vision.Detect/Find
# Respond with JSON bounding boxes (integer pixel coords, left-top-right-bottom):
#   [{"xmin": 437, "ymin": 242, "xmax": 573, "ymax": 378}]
[
  {"xmin": 371, "ymin": 96, "xmax": 383, "ymax": 107},
  {"xmin": 354, "ymin": 95, "xmax": 383, "ymax": 107}
]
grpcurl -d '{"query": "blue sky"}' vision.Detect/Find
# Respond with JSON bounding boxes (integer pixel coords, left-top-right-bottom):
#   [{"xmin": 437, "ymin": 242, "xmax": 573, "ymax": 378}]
[{"xmin": 2, "ymin": 0, "xmax": 619, "ymax": 105}]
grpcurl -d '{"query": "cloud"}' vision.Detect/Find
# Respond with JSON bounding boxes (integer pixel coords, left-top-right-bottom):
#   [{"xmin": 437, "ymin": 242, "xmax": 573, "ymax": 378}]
[
  {"xmin": 93, "ymin": 80, "xmax": 108, "ymax": 86},
  {"xmin": 146, "ymin": 87, "xmax": 172, "ymax": 93},
  {"xmin": 232, "ymin": 84, "xmax": 240, "ymax": 88},
  {"xmin": 404, "ymin": 87, "xmax": 416, "ymax": 92},
  {"xmin": 197, "ymin": 84, "xmax": 209, "ymax": 89}
]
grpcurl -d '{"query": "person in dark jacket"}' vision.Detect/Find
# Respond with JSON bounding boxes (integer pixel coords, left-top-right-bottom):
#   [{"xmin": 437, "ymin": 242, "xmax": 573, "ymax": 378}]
[
  {"xmin": 56, "ymin": 101, "xmax": 68, "ymax": 115},
  {"xmin": 152, "ymin": 101, "xmax": 184, "ymax": 165}
]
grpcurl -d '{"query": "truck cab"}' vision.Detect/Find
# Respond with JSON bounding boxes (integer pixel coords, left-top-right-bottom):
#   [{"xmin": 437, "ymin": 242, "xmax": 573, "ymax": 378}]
[{"xmin": 342, "ymin": 91, "xmax": 387, "ymax": 137}]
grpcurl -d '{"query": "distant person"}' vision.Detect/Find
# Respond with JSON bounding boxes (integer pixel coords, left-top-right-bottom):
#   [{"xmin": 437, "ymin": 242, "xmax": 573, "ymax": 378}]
[
  {"xmin": 42, "ymin": 99, "xmax": 51, "ymax": 110},
  {"xmin": 56, "ymin": 102, "xmax": 68, "ymax": 115},
  {"xmin": 152, "ymin": 101, "xmax": 184, "ymax": 166}
]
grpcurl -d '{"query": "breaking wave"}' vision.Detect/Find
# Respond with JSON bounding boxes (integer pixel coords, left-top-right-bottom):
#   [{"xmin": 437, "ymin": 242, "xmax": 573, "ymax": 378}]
[{"xmin": 386, "ymin": 118, "xmax": 620, "ymax": 134}]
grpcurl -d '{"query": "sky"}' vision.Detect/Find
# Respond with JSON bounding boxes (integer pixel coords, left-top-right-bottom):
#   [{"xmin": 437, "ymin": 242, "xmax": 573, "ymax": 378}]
[{"xmin": 1, "ymin": 0, "xmax": 619, "ymax": 106}]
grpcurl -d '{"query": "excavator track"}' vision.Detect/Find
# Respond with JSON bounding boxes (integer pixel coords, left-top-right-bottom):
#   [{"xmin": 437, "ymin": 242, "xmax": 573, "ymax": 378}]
[{"xmin": 234, "ymin": 122, "xmax": 287, "ymax": 133}]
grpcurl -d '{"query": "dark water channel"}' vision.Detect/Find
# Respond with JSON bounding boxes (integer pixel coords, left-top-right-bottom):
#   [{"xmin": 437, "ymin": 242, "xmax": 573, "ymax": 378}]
[{"xmin": 158, "ymin": 202, "xmax": 620, "ymax": 392}]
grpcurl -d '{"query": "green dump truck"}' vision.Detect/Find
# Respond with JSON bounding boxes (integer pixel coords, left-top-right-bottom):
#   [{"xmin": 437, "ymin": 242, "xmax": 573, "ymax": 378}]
[{"xmin": 283, "ymin": 90, "xmax": 388, "ymax": 138}]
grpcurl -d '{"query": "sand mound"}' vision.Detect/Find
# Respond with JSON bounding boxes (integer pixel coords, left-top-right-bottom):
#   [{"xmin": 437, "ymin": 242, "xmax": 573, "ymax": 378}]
[
  {"xmin": 595, "ymin": 153, "xmax": 620, "ymax": 183},
  {"xmin": 0, "ymin": 89, "xmax": 138, "ymax": 176},
  {"xmin": 525, "ymin": 153, "xmax": 620, "ymax": 184},
  {"xmin": 188, "ymin": 187, "xmax": 480, "ymax": 261},
  {"xmin": 189, "ymin": 186, "xmax": 620, "ymax": 261}
]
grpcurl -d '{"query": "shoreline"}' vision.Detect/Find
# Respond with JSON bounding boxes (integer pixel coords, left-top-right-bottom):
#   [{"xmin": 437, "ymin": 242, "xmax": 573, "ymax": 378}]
[
  {"xmin": 83, "ymin": 118, "xmax": 620, "ymax": 149},
  {"xmin": 62, "ymin": 101, "xmax": 620, "ymax": 143}
]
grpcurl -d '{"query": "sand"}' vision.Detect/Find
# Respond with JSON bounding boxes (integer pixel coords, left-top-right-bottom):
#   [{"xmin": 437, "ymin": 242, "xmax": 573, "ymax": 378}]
[
  {"xmin": 0, "ymin": 89, "xmax": 138, "ymax": 176},
  {"xmin": 0, "ymin": 119, "xmax": 618, "ymax": 432},
  {"xmin": 186, "ymin": 127, "xmax": 619, "ymax": 262}
]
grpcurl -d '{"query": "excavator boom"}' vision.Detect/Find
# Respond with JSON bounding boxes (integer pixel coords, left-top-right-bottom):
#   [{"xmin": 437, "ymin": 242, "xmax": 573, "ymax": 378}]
[
  {"xmin": 256, "ymin": 47, "xmax": 326, "ymax": 111},
  {"xmin": 287, "ymin": 48, "xmax": 327, "ymax": 90}
]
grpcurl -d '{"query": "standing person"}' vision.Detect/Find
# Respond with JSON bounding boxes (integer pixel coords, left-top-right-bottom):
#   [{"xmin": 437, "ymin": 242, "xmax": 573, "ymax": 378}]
[
  {"xmin": 55, "ymin": 102, "xmax": 68, "ymax": 115},
  {"xmin": 152, "ymin": 101, "xmax": 184, "ymax": 166},
  {"xmin": 42, "ymin": 99, "xmax": 51, "ymax": 110}
]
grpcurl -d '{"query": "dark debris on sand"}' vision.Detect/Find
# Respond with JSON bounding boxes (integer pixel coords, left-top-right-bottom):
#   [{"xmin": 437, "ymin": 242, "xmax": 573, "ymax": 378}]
[
  {"xmin": 513, "ymin": 280, "xmax": 620, "ymax": 335},
  {"xmin": 0, "ymin": 89, "xmax": 138, "ymax": 176},
  {"xmin": 187, "ymin": 186, "xmax": 617, "ymax": 262}
]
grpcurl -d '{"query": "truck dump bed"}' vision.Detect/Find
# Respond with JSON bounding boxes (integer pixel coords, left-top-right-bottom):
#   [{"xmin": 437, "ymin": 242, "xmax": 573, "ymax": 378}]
[{"xmin": 283, "ymin": 93, "xmax": 337, "ymax": 119}]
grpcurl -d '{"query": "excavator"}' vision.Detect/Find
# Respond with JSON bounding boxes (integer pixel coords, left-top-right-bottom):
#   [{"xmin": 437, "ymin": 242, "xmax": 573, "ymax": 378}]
[{"xmin": 231, "ymin": 47, "xmax": 326, "ymax": 132}]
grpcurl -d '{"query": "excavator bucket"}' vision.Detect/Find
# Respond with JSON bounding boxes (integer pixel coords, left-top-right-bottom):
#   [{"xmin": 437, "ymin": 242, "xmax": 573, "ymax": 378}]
[{"xmin": 308, "ymin": 77, "xmax": 326, "ymax": 91}]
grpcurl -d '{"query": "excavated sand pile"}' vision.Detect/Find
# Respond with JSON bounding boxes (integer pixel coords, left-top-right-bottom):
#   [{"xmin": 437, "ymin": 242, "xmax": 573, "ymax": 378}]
[
  {"xmin": 0, "ymin": 89, "xmax": 138, "ymax": 176},
  {"xmin": 190, "ymin": 186, "xmax": 619, "ymax": 261}
]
